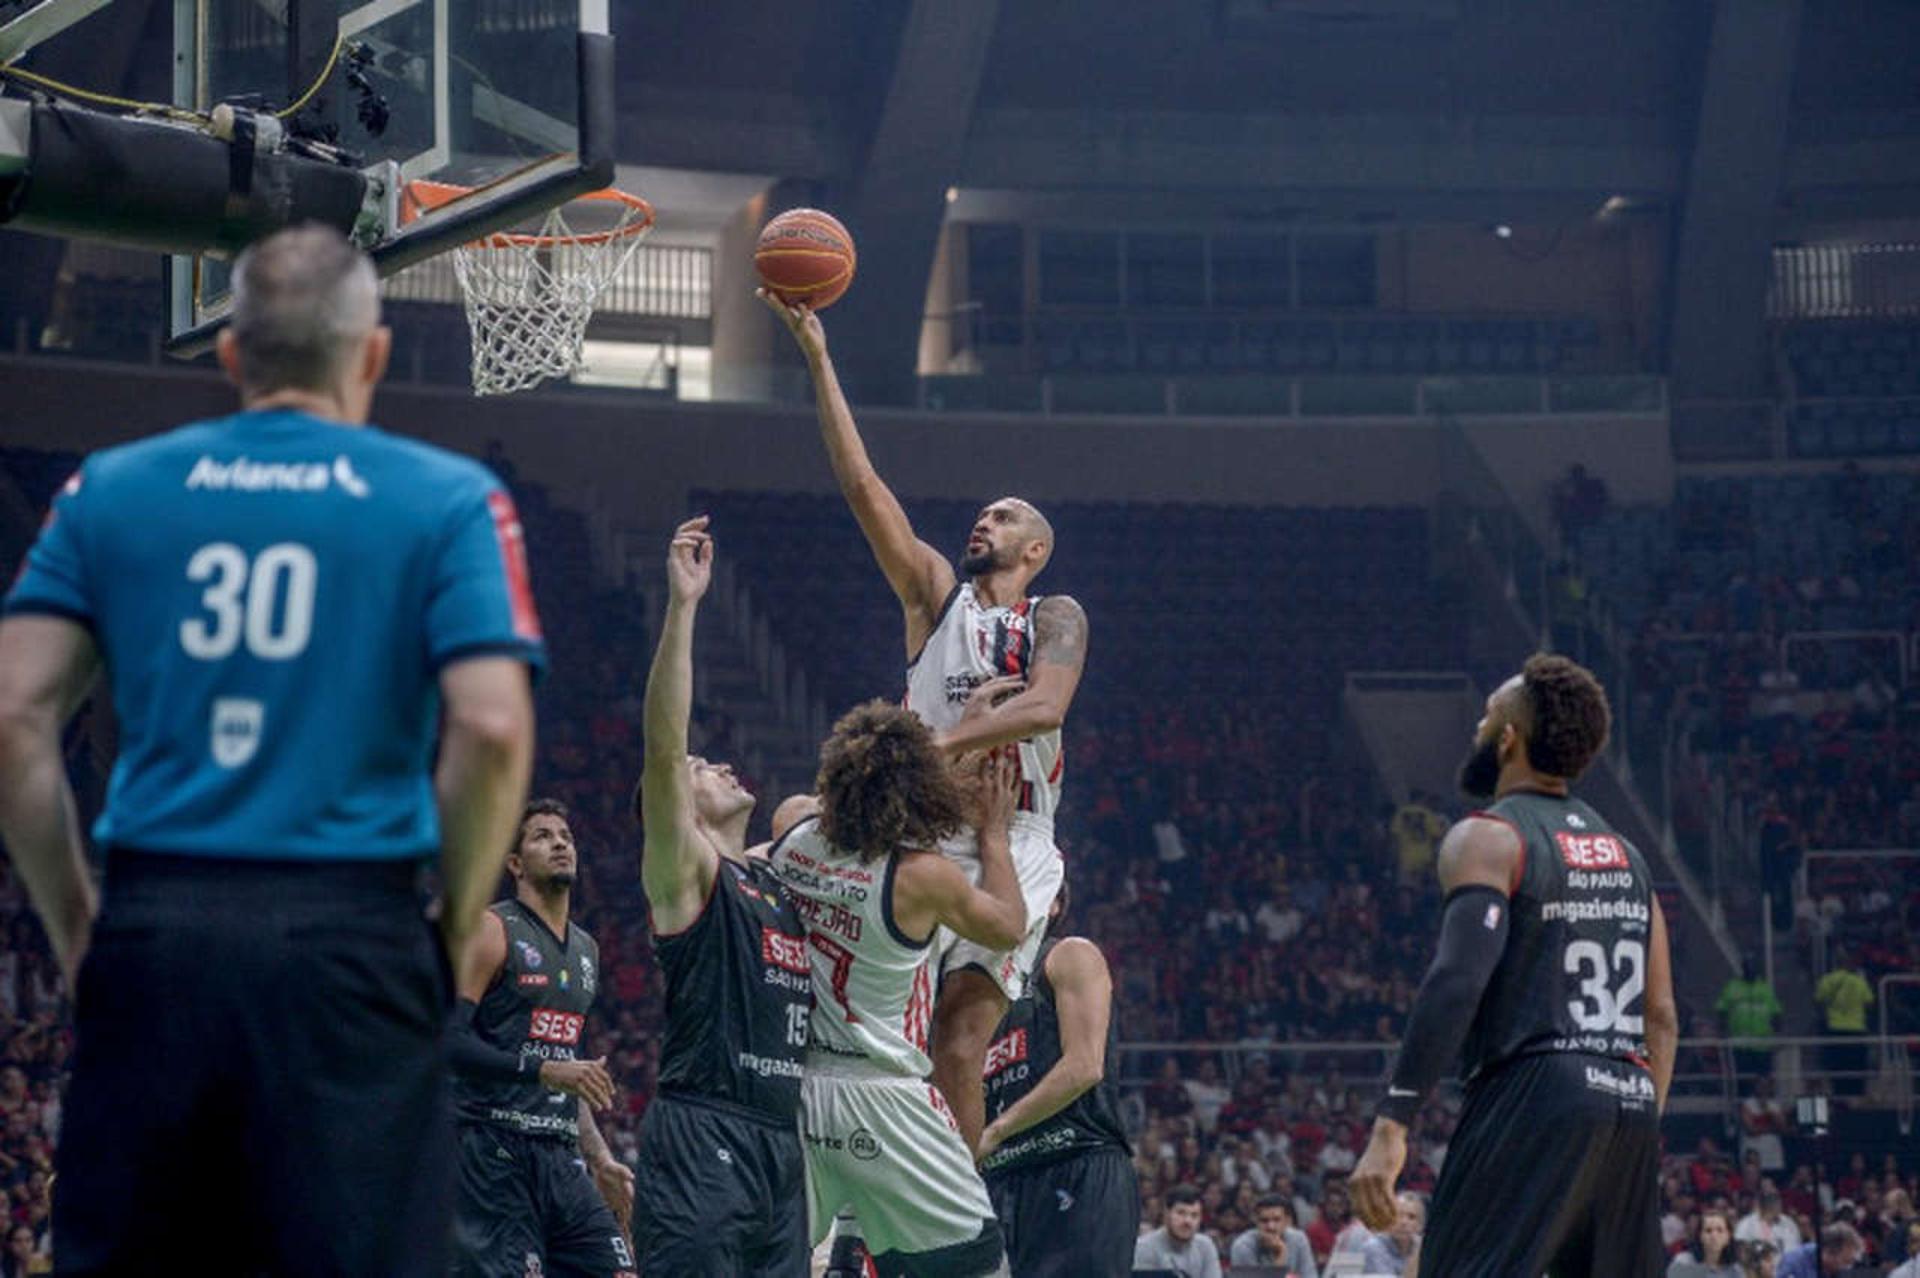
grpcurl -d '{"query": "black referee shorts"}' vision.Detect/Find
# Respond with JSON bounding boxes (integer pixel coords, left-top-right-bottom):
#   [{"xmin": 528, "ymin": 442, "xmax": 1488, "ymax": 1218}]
[
  {"xmin": 632, "ymin": 1090, "xmax": 807, "ymax": 1278},
  {"xmin": 53, "ymin": 852, "xmax": 455, "ymax": 1277},
  {"xmin": 986, "ymin": 1146, "xmax": 1137, "ymax": 1278},
  {"xmin": 1419, "ymin": 1052, "xmax": 1664, "ymax": 1278},
  {"xmin": 452, "ymin": 1124, "xmax": 633, "ymax": 1278}
]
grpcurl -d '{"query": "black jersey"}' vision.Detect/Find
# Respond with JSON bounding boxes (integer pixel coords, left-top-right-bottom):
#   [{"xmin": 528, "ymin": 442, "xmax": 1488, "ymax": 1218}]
[
  {"xmin": 1459, "ymin": 790, "xmax": 1656, "ymax": 1084},
  {"xmin": 453, "ymin": 900, "xmax": 600, "ymax": 1140},
  {"xmin": 980, "ymin": 939, "xmax": 1131, "ymax": 1176},
  {"xmin": 652, "ymin": 856, "xmax": 811, "ymax": 1119}
]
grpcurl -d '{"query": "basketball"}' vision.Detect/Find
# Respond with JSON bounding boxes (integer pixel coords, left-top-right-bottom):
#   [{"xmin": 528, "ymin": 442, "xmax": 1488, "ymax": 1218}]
[{"xmin": 755, "ymin": 208, "xmax": 857, "ymax": 310}]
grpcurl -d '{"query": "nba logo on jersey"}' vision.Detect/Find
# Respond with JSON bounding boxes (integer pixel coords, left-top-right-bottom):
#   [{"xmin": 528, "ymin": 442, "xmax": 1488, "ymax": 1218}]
[
  {"xmin": 210, "ymin": 698, "xmax": 263, "ymax": 768},
  {"xmin": 1555, "ymin": 832, "xmax": 1629, "ymax": 870}
]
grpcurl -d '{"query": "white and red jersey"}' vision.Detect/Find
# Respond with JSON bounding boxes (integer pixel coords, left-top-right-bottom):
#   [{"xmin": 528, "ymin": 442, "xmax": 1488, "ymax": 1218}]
[
  {"xmin": 768, "ymin": 818, "xmax": 936, "ymax": 1079},
  {"xmin": 903, "ymin": 583, "xmax": 1064, "ymax": 837}
]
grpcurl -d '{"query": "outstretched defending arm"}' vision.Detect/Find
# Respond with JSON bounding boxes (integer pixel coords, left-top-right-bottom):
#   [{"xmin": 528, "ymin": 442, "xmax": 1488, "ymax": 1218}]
[
  {"xmin": 1350, "ymin": 815, "xmax": 1521, "ymax": 1229},
  {"xmin": 762, "ymin": 292, "xmax": 954, "ymax": 650},
  {"xmin": 935, "ymin": 595, "xmax": 1089, "ymax": 755},
  {"xmin": 639, "ymin": 517, "xmax": 720, "ymax": 934},
  {"xmin": 977, "ymin": 937, "xmax": 1114, "ymax": 1163}
]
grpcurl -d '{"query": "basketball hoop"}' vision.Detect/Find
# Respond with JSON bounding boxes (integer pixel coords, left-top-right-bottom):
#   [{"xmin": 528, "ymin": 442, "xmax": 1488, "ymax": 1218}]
[{"xmin": 402, "ymin": 180, "xmax": 656, "ymax": 396}]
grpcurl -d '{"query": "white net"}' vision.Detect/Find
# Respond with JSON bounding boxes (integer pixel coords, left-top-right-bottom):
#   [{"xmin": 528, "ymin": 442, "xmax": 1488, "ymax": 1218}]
[{"xmin": 448, "ymin": 195, "xmax": 653, "ymax": 396}]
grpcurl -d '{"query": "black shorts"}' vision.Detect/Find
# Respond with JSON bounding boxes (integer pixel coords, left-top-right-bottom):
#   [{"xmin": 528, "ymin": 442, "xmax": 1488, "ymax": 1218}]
[
  {"xmin": 986, "ymin": 1146, "xmax": 1137, "ymax": 1278},
  {"xmin": 632, "ymin": 1091, "xmax": 807, "ymax": 1278},
  {"xmin": 452, "ymin": 1124, "xmax": 633, "ymax": 1278},
  {"xmin": 1420, "ymin": 1053, "xmax": 1664, "ymax": 1278},
  {"xmin": 54, "ymin": 853, "xmax": 454, "ymax": 1277}
]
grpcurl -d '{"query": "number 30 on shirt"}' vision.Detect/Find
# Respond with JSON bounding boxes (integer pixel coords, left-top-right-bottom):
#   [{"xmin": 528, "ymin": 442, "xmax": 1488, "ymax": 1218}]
[{"xmin": 179, "ymin": 542, "xmax": 317, "ymax": 661}]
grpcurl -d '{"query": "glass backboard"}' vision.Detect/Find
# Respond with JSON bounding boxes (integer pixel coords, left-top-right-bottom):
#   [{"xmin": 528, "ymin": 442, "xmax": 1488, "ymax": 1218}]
[{"xmin": 167, "ymin": 0, "xmax": 612, "ymax": 353}]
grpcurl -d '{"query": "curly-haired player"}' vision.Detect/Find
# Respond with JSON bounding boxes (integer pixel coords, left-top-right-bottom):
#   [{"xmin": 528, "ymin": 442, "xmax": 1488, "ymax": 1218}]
[
  {"xmin": 770, "ymin": 706, "xmax": 1028, "ymax": 1277},
  {"xmin": 1351, "ymin": 654, "xmax": 1679, "ymax": 1277}
]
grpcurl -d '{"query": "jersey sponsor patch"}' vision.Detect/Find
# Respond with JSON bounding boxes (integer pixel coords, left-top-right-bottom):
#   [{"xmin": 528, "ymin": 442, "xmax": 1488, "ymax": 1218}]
[
  {"xmin": 762, "ymin": 927, "xmax": 809, "ymax": 974},
  {"xmin": 1554, "ymin": 831, "xmax": 1629, "ymax": 870},
  {"xmin": 984, "ymin": 1028, "xmax": 1029, "ymax": 1078},
  {"xmin": 516, "ymin": 973, "xmax": 549, "ymax": 988},
  {"xmin": 527, "ymin": 1007, "xmax": 584, "ymax": 1045}
]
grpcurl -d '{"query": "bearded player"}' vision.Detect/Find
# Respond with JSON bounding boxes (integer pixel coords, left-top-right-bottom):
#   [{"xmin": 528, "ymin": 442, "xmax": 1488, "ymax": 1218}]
[
  {"xmin": 1350, "ymin": 654, "xmax": 1679, "ymax": 1277},
  {"xmin": 768, "ymin": 293, "xmax": 1087, "ymax": 1158},
  {"xmin": 448, "ymin": 801, "xmax": 633, "ymax": 1277}
]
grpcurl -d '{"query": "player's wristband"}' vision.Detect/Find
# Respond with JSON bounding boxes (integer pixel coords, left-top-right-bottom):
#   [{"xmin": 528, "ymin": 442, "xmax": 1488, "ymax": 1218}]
[{"xmin": 1376, "ymin": 884, "xmax": 1511, "ymax": 1128}]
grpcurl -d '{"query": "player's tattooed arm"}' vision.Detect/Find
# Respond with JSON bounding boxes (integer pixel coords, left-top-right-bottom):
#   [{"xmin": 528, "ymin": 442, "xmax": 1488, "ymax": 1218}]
[
  {"xmin": 934, "ymin": 595, "xmax": 1088, "ymax": 755},
  {"xmin": 639, "ymin": 518, "xmax": 719, "ymax": 931},
  {"xmin": 759, "ymin": 291, "xmax": 955, "ymax": 644}
]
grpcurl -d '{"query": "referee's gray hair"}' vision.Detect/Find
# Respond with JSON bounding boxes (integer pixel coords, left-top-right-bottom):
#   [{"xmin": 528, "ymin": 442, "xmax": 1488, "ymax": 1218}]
[{"xmin": 228, "ymin": 224, "xmax": 380, "ymax": 394}]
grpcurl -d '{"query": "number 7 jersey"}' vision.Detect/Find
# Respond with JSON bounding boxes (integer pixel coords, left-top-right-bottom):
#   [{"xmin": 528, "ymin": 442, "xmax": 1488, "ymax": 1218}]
[
  {"xmin": 1459, "ymin": 791, "xmax": 1655, "ymax": 1081},
  {"xmin": 768, "ymin": 817, "xmax": 937, "ymax": 1079}
]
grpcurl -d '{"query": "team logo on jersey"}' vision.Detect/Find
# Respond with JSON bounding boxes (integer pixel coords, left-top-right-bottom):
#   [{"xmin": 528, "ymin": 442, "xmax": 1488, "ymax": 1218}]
[
  {"xmin": 984, "ymin": 1029, "xmax": 1029, "ymax": 1077},
  {"xmin": 331, "ymin": 457, "xmax": 370, "ymax": 498},
  {"xmin": 515, "ymin": 940, "xmax": 543, "ymax": 969},
  {"xmin": 210, "ymin": 698, "xmax": 264, "ymax": 768},
  {"xmin": 847, "ymin": 1127, "xmax": 881, "ymax": 1161},
  {"xmin": 1555, "ymin": 832, "xmax": 1629, "ymax": 870},
  {"xmin": 1565, "ymin": 812, "xmax": 1588, "ymax": 829},
  {"xmin": 521, "ymin": 1253, "xmax": 543, "ymax": 1278},
  {"xmin": 528, "ymin": 1008, "xmax": 584, "ymax": 1045},
  {"xmin": 761, "ymin": 928, "xmax": 809, "ymax": 974},
  {"xmin": 579, "ymin": 955, "xmax": 595, "ymax": 995}
]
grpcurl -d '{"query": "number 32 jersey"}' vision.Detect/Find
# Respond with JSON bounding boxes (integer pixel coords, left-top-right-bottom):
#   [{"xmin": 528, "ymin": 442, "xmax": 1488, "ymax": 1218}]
[
  {"xmin": 1460, "ymin": 790, "xmax": 1654, "ymax": 1080},
  {"xmin": 4, "ymin": 409, "xmax": 546, "ymax": 861}
]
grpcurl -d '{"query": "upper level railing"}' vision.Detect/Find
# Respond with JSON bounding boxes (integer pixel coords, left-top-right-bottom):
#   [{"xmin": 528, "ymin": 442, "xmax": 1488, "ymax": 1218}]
[{"xmin": 1769, "ymin": 242, "xmax": 1920, "ymax": 319}]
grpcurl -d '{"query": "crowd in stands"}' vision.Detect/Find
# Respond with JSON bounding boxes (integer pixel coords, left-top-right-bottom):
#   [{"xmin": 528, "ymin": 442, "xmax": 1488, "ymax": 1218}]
[{"xmin": 1565, "ymin": 467, "xmax": 1920, "ymax": 1037}]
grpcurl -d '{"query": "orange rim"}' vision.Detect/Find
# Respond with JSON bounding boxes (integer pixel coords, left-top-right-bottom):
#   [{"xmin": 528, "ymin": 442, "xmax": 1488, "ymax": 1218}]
[{"xmin": 401, "ymin": 180, "xmax": 656, "ymax": 248}]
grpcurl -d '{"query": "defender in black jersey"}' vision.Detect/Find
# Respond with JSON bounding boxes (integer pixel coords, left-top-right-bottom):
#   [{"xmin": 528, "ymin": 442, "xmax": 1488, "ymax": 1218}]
[
  {"xmin": 633, "ymin": 518, "xmax": 812, "ymax": 1278},
  {"xmin": 979, "ymin": 893, "xmax": 1136, "ymax": 1278},
  {"xmin": 449, "ymin": 800, "xmax": 635, "ymax": 1277},
  {"xmin": 1352, "ymin": 655, "xmax": 1679, "ymax": 1278}
]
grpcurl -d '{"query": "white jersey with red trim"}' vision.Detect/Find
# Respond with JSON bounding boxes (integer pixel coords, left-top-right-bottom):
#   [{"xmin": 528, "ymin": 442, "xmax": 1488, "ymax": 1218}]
[
  {"xmin": 903, "ymin": 583, "xmax": 1063, "ymax": 836},
  {"xmin": 768, "ymin": 818, "xmax": 936, "ymax": 1079}
]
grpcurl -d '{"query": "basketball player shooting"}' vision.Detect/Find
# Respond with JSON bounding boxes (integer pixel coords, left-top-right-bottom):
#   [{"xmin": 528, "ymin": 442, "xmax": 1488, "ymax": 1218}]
[
  {"xmin": 1349, "ymin": 654, "xmax": 1680, "ymax": 1277},
  {"xmin": 766, "ymin": 292, "xmax": 1089, "ymax": 1157}
]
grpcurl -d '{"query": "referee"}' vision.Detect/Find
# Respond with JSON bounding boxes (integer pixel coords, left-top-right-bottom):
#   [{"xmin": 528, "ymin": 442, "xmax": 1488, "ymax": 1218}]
[{"xmin": 0, "ymin": 225, "xmax": 543, "ymax": 1274}]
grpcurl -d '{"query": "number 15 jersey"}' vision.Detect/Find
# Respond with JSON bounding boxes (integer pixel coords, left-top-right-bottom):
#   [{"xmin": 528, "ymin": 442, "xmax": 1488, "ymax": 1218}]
[
  {"xmin": 4, "ymin": 409, "xmax": 546, "ymax": 861},
  {"xmin": 1460, "ymin": 790, "xmax": 1654, "ymax": 1080}
]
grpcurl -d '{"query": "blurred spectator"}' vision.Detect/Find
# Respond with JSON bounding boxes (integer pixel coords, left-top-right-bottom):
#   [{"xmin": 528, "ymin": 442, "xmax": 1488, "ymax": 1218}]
[
  {"xmin": 1669, "ymin": 1208, "xmax": 1740, "ymax": 1276},
  {"xmin": 1813, "ymin": 953, "xmax": 1873, "ymax": 1095},
  {"xmin": 1738, "ymin": 1187, "xmax": 1803, "ymax": 1255},
  {"xmin": 0, "ymin": 1223, "xmax": 45, "ymax": 1278},
  {"xmin": 1358, "ymin": 1192, "xmax": 1424, "ymax": 1276},
  {"xmin": 1717, "ymin": 958, "xmax": 1783, "ymax": 1077},
  {"xmin": 1229, "ymin": 1194, "xmax": 1317, "ymax": 1276},
  {"xmin": 1776, "ymin": 1222, "xmax": 1861, "ymax": 1278},
  {"xmin": 1551, "ymin": 462, "xmax": 1610, "ymax": 545},
  {"xmin": 1739, "ymin": 1077, "xmax": 1790, "ymax": 1174},
  {"xmin": 1388, "ymin": 793, "xmax": 1447, "ymax": 885},
  {"xmin": 1133, "ymin": 1183, "xmax": 1221, "ymax": 1278},
  {"xmin": 1305, "ymin": 1180, "xmax": 1369, "ymax": 1266},
  {"xmin": 1890, "ymin": 1221, "xmax": 1920, "ymax": 1278}
]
